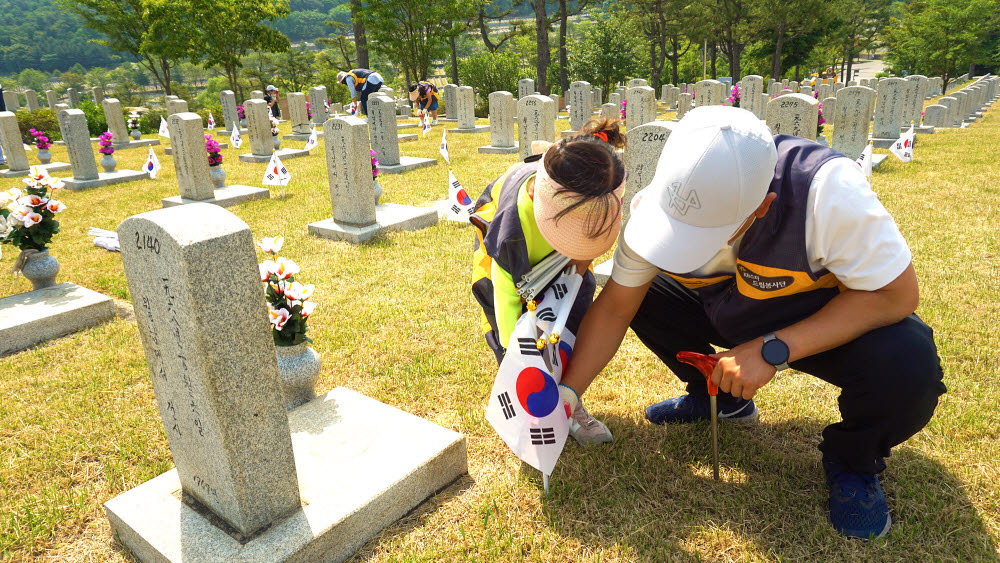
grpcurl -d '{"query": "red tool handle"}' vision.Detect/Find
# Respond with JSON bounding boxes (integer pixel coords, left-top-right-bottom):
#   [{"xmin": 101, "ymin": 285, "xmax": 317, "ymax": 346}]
[{"xmin": 677, "ymin": 351, "xmax": 719, "ymax": 396}]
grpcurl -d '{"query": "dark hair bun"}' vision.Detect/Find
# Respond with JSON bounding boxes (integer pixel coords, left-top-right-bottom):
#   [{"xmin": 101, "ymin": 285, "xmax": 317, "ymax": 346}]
[{"xmin": 577, "ymin": 118, "xmax": 626, "ymax": 149}]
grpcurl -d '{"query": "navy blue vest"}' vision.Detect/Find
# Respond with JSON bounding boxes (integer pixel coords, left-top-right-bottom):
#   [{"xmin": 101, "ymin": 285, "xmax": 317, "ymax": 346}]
[{"xmin": 663, "ymin": 135, "xmax": 845, "ymax": 344}]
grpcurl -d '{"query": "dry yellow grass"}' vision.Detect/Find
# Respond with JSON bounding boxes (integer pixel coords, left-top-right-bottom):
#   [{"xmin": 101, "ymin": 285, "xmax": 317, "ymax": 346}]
[{"xmin": 0, "ymin": 99, "xmax": 998, "ymax": 562}]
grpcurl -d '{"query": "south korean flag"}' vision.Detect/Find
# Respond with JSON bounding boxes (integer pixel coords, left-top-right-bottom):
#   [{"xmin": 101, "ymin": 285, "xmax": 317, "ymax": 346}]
[
  {"xmin": 143, "ymin": 147, "xmax": 162, "ymax": 179},
  {"xmin": 446, "ymin": 170, "xmax": 474, "ymax": 222},
  {"xmin": 207, "ymin": 112, "xmax": 216, "ymax": 129},
  {"xmin": 890, "ymin": 125, "xmax": 915, "ymax": 163},
  {"xmin": 262, "ymin": 152, "xmax": 291, "ymax": 196},
  {"xmin": 230, "ymin": 125, "xmax": 242, "ymax": 149},
  {"xmin": 158, "ymin": 116, "xmax": 170, "ymax": 138},
  {"xmin": 855, "ymin": 143, "xmax": 873, "ymax": 180},
  {"xmin": 486, "ymin": 269, "xmax": 583, "ymax": 477},
  {"xmin": 439, "ymin": 127, "xmax": 449, "ymax": 164},
  {"xmin": 302, "ymin": 127, "xmax": 319, "ymax": 152}
]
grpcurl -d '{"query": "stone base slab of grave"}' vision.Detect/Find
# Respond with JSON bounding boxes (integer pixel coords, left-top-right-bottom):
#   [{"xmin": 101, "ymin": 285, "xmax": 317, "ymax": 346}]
[
  {"xmin": 161, "ymin": 185, "xmax": 271, "ymax": 209},
  {"xmin": 477, "ymin": 144, "xmax": 519, "ymax": 155},
  {"xmin": 105, "ymin": 387, "xmax": 467, "ymax": 563},
  {"xmin": 871, "ymin": 138, "xmax": 899, "ymax": 149},
  {"xmin": 216, "ymin": 128, "xmax": 248, "ymax": 137},
  {"xmin": 376, "ymin": 156, "xmax": 437, "ymax": 175},
  {"xmin": 63, "ymin": 169, "xmax": 149, "ymax": 191},
  {"xmin": 902, "ymin": 126, "xmax": 935, "ymax": 134},
  {"xmin": 0, "ymin": 283, "xmax": 116, "ymax": 356},
  {"xmin": 396, "ymin": 122, "xmax": 418, "ymax": 130},
  {"xmin": 448, "ymin": 125, "xmax": 491, "ymax": 134},
  {"xmin": 112, "ymin": 139, "xmax": 161, "ymax": 150},
  {"xmin": 239, "ymin": 147, "xmax": 311, "ymax": 164},
  {"xmin": 398, "ymin": 134, "xmax": 418, "ymax": 143},
  {"xmin": 440, "ymin": 118, "xmax": 458, "ymax": 123},
  {"xmin": 283, "ymin": 132, "xmax": 323, "ymax": 141},
  {"xmin": 308, "ymin": 203, "xmax": 439, "ymax": 244},
  {"xmin": 0, "ymin": 161, "xmax": 72, "ymax": 178},
  {"xmin": 872, "ymin": 154, "xmax": 888, "ymax": 169},
  {"xmin": 165, "ymin": 142, "xmax": 227, "ymax": 156},
  {"xmin": 54, "ymin": 138, "xmax": 98, "ymax": 145}
]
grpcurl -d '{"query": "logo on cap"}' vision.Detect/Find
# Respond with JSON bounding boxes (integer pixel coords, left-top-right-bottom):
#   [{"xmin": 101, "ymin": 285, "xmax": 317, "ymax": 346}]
[{"xmin": 666, "ymin": 182, "xmax": 701, "ymax": 216}]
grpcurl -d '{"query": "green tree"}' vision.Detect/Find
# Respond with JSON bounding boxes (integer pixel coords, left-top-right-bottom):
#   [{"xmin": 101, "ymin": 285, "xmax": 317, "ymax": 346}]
[
  {"xmin": 884, "ymin": 0, "xmax": 998, "ymax": 90},
  {"xmin": 58, "ymin": 0, "xmax": 191, "ymax": 95},
  {"xmin": 17, "ymin": 69, "xmax": 49, "ymax": 92},
  {"xmin": 459, "ymin": 49, "xmax": 524, "ymax": 96},
  {"xmin": 188, "ymin": 0, "xmax": 291, "ymax": 99},
  {"xmin": 570, "ymin": 11, "xmax": 643, "ymax": 97},
  {"xmin": 355, "ymin": 0, "xmax": 460, "ymax": 83}
]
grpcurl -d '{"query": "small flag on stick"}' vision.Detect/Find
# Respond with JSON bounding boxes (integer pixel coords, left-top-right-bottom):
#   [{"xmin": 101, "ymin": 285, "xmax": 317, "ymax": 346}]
[
  {"xmin": 143, "ymin": 147, "xmax": 162, "ymax": 179},
  {"xmin": 889, "ymin": 125, "xmax": 914, "ymax": 163},
  {"xmin": 262, "ymin": 152, "xmax": 291, "ymax": 197}
]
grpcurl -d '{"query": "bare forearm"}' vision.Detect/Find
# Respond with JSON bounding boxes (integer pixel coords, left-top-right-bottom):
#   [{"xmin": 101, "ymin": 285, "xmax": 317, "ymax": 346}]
[{"xmin": 778, "ymin": 265, "xmax": 919, "ymax": 363}]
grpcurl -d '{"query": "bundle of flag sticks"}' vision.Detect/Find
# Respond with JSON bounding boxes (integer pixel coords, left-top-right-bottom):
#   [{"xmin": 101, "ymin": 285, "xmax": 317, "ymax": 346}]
[{"xmin": 515, "ymin": 251, "xmax": 572, "ymax": 302}]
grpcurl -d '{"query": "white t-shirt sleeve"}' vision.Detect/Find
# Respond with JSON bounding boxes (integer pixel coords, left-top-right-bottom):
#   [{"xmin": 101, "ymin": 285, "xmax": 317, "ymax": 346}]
[
  {"xmin": 610, "ymin": 236, "xmax": 661, "ymax": 287},
  {"xmin": 806, "ymin": 158, "xmax": 912, "ymax": 291}
]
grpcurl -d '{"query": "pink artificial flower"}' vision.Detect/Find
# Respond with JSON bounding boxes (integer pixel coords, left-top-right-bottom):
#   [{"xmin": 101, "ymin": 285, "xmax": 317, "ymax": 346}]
[
  {"xmin": 22, "ymin": 211, "xmax": 43, "ymax": 227},
  {"xmin": 268, "ymin": 305, "xmax": 292, "ymax": 330},
  {"xmin": 45, "ymin": 199, "xmax": 66, "ymax": 213}
]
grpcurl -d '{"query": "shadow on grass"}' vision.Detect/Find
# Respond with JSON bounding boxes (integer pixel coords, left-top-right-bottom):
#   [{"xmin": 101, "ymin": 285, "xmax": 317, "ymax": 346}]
[{"xmin": 539, "ymin": 414, "xmax": 997, "ymax": 561}]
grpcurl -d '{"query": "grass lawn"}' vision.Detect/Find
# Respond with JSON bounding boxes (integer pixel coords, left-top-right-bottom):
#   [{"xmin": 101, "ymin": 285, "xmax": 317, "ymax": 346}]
[{"xmin": 1, "ymin": 96, "xmax": 998, "ymax": 562}]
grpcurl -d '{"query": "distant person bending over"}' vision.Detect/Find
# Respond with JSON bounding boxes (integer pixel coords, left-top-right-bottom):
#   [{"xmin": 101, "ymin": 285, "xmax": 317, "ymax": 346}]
[
  {"xmin": 337, "ymin": 68, "xmax": 384, "ymax": 117},
  {"xmin": 408, "ymin": 81, "xmax": 439, "ymax": 124},
  {"xmin": 470, "ymin": 119, "xmax": 628, "ymax": 446},
  {"xmin": 264, "ymin": 85, "xmax": 281, "ymax": 119}
]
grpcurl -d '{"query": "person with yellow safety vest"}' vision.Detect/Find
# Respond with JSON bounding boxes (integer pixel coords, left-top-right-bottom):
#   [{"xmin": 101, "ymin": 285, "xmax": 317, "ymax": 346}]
[
  {"xmin": 336, "ymin": 68, "xmax": 384, "ymax": 117},
  {"xmin": 470, "ymin": 118, "xmax": 626, "ymax": 446},
  {"xmin": 408, "ymin": 81, "xmax": 439, "ymax": 124}
]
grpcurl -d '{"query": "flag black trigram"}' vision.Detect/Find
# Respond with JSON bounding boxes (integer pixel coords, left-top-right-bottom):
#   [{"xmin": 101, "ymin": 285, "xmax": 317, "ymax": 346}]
[
  {"xmin": 498, "ymin": 392, "xmax": 516, "ymax": 420},
  {"xmin": 450, "ymin": 204, "xmax": 462, "ymax": 214},
  {"xmin": 517, "ymin": 337, "xmax": 542, "ymax": 356},
  {"xmin": 536, "ymin": 307, "xmax": 556, "ymax": 322},
  {"xmin": 552, "ymin": 283, "xmax": 568, "ymax": 299},
  {"xmin": 530, "ymin": 427, "xmax": 556, "ymax": 445},
  {"xmin": 451, "ymin": 179, "xmax": 461, "ymax": 189}
]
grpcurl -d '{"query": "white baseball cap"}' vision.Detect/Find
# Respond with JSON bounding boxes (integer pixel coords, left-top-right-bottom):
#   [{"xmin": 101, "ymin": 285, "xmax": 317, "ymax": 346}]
[{"xmin": 624, "ymin": 106, "xmax": 778, "ymax": 273}]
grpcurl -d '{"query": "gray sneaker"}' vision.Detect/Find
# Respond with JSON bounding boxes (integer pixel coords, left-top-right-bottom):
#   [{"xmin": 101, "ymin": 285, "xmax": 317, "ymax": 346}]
[{"xmin": 569, "ymin": 402, "xmax": 613, "ymax": 445}]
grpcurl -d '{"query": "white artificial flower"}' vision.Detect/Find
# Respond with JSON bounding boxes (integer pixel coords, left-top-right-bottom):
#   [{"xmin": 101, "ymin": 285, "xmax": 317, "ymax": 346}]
[
  {"xmin": 22, "ymin": 211, "xmax": 43, "ymax": 228},
  {"xmin": 258, "ymin": 236, "xmax": 284, "ymax": 254},
  {"xmin": 268, "ymin": 305, "xmax": 292, "ymax": 330},
  {"xmin": 45, "ymin": 200, "xmax": 66, "ymax": 213},
  {"xmin": 301, "ymin": 301, "xmax": 317, "ymax": 317},
  {"xmin": 284, "ymin": 282, "xmax": 314, "ymax": 301},
  {"xmin": 259, "ymin": 260, "xmax": 277, "ymax": 281},
  {"xmin": 273, "ymin": 257, "xmax": 299, "ymax": 280}
]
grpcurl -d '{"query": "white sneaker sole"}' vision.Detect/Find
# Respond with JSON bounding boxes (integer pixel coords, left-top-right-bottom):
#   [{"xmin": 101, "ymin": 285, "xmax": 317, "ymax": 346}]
[{"xmin": 718, "ymin": 401, "xmax": 760, "ymax": 423}]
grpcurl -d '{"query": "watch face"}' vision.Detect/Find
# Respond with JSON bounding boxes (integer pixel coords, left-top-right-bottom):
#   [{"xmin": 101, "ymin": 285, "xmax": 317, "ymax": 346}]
[{"xmin": 762, "ymin": 338, "xmax": 790, "ymax": 366}]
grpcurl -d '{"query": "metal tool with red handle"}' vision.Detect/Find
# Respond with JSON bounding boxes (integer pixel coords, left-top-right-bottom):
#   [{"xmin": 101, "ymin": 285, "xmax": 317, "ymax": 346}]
[{"xmin": 677, "ymin": 351, "xmax": 720, "ymax": 480}]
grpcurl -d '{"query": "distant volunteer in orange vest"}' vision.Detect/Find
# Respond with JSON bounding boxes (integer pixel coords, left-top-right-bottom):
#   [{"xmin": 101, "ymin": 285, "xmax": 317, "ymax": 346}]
[{"xmin": 336, "ymin": 68, "xmax": 384, "ymax": 117}]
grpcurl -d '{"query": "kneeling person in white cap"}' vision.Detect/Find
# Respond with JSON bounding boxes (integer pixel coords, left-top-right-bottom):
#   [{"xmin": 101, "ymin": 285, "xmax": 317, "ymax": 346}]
[{"xmin": 559, "ymin": 106, "xmax": 945, "ymax": 539}]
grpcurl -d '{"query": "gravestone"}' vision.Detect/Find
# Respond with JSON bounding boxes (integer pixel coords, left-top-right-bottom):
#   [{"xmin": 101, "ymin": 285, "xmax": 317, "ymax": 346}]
[
  {"xmin": 330, "ymin": 102, "xmax": 343, "ymax": 115},
  {"xmin": 67, "ymin": 88, "xmax": 79, "ymax": 107},
  {"xmin": 218, "ymin": 90, "xmax": 245, "ymax": 135},
  {"xmin": 765, "ymin": 93, "xmax": 819, "ymax": 140},
  {"xmin": 600, "ymin": 102, "xmax": 617, "ymax": 120},
  {"xmin": 309, "ymin": 116, "xmax": 438, "ymax": 243},
  {"xmin": 905, "ymin": 75, "xmax": 932, "ymax": 131},
  {"xmin": 251, "ymin": 90, "xmax": 264, "ymax": 100},
  {"xmin": 592, "ymin": 87, "xmax": 602, "ymax": 107},
  {"xmin": 847, "ymin": 80, "xmax": 857, "ymax": 87},
  {"xmin": 789, "ymin": 81, "xmax": 800, "ymax": 93},
  {"xmin": 449, "ymin": 86, "xmax": 488, "ymax": 133},
  {"xmin": 821, "ymin": 96, "xmax": 837, "ymax": 126},
  {"xmin": 0, "ymin": 112, "xmax": 30, "ymax": 176},
  {"xmin": 2, "ymin": 91, "xmax": 18, "ymax": 111},
  {"xmin": 368, "ymin": 95, "xmax": 436, "ymax": 173},
  {"xmin": 609, "ymin": 92, "xmax": 622, "ymax": 107},
  {"xmin": 740, "ymin": 75, "xmax": 765, "ymax": 119},
  {"xmin": 309, "ymin": 86, "xmax": 329, "ymax": 126},
  {"xmin": 162, "ymin": 112, "xmax": 269, "ymax": 208},
  {"xmin": 45, "ymin": 90, "xmax": 58, "ymax": 108},
  {"xmin": 517, "ymin": 94, "xmax": 556, "ymax": 160},
  {"xmin": 109, "ymin": 205, "xmax": 465, "ymax": 563},
  {"xmin": 239, "ymin": 99, "xmax": 309, "ymax": 163},
  {"xmin": 568, "ymin": 81, "xmax": 593, "ymax": 132},
  {"xmin": 768, "ymin": 82, "xmax": 781, "ymax": 99},
  {"xmin": 442, "ymin": 84, "xmax": 458, "ymax": 122},
  {"xmin": 286, "ymin": 92, "xmax": 311, "ymax": 136},
  {"xmin": 831, "ymin": 86, "xmax": 877, "ymax": 160},
  {"xmin": 834, "ymin": 82, "xmax": 844, "ymax": 93},
  {"xmin": 550, "ymin": 94, "xmax": 564, "ymax": 117},
  {"xmin": 627, "ymin": 79, "xmax": 648, "ymax": 89},
  {"xmin": 166, "ymin": 99, "xmax": 188, "ymax": 116},
  {"xmin": 57, "ymin": 109, "xmax": 146, "ymax": 189},
  {"xmin": 800, "ymin": 85, "xmax": 812, "ymax": 98},
  {"xmin": 102, "ymin": 98, "xmax": 160, "ymax": 150},
  {"xmin": 25, "ymin": 90, "xmax": 39, "ymax": 112},
  {"xmin": 479, "ymin": 91, "xmax": 518, "ymax": 154},
  {"xmin": 781, "ymin": 79, "xmax": 789, "ymax": 89},
  {"xmin": 165, "ymin": 95, "xmax": 178, "ymax": 103},
  {"xmin": 626, "ymin": 86, "xmax": 656, "ymax": 129},
  {"xmin": 818, "ymin": 84, "xmax": 831, "ymax": 99},
  {"xmin": 694, "ymin": 80, "xmax": 724, "ymax": 107},
  {"xmin": 675, "ymin": 93, "xmax": 692, "ymax": 120},
  {"xmin": 518, "ymin": 78, "xmax": 535, "ymax": 99},
  {"xmin": 872, "ymin": 78, "xmax": 906, "ymax": 147},
  {"xmin": 922, "ymin": 104, "xmax": 947, "ymax": 128},
  {"xmin": 92, "ymin": 87, "xmax": 104, "ymax": 104},
  {"xmin": 953, "ymin": 91, "xmax": 971, "ymax": 123}
]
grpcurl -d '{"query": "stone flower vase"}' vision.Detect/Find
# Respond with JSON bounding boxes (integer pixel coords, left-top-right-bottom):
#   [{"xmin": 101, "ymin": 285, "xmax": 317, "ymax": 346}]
[
  {"xmin": 130, "ymin": 129, "xmax": 141, "ymax": 140},
  {"xmin": 373, "ymin": 179, "xmax": 382, "ymax": 205},
  {"xmin": 240, "ymin": 118, "xmax": 246, "ymax": 127},
  {"xmin": 817, "ymin": 135, "xmax": 828, "ymax": 147},
  {"xmin": 100, "ymin": 154, "xmax": 117, "ymax": 173},
  {"xmin": 21, "ymin": 250, "xmax": 59, "ymax": 290},
  {"xmin": 36, "ymin": 149, "xmax": 51, "ymax": 165},
  {"xmin": 275, "ymin": 343, "xmax": 321, "ymax": 410},
  {"xmin": 273, "ymin": 135, "xmax": 281, "ymax": 150},
  {"xmin": 210, "ymin": 165, "xmax": 226, "ymax": 189}
]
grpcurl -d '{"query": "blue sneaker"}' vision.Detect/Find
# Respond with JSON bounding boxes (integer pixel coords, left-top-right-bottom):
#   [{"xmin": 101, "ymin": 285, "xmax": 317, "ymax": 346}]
[
  {"xmin": 824, "ymin": 458, "xmax": 891, "ymax": 539},
  {"xmin": 644, "ymin": 393, "xmax": 759, "ymax": 425}
]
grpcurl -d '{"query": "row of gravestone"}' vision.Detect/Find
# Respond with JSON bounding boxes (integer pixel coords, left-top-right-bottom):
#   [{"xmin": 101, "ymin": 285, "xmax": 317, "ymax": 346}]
[{"xmin": 2, "ymin": 86, "xmax": 106, "ymax": 113}]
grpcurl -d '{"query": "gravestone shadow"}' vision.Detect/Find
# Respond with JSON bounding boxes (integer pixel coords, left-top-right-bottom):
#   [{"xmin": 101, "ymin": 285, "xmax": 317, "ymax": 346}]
[{"xmin": 539, "ymin": 414, "xmax": 997, "ymax": 561}]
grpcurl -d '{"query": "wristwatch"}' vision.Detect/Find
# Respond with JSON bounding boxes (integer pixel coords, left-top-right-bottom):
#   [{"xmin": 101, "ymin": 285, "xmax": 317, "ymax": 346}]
[{"xmin": 761, "ymin": 333, "xmax": 790, "ymax": 371}]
